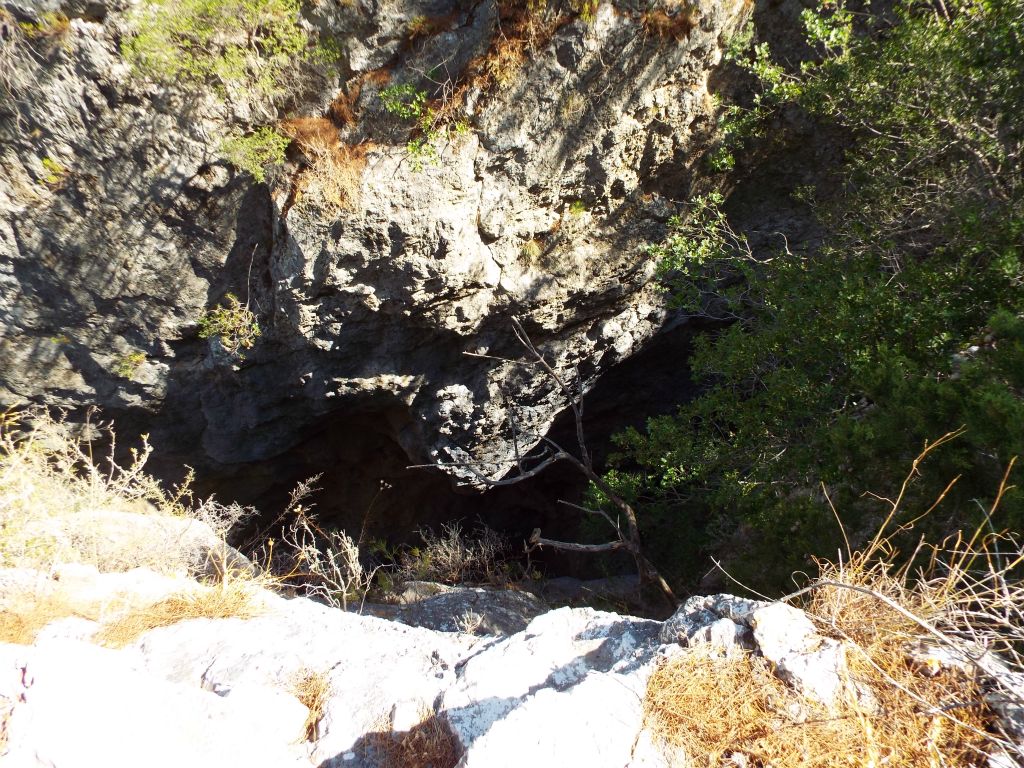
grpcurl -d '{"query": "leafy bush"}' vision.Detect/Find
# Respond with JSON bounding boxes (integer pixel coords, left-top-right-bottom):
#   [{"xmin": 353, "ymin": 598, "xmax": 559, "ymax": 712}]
[
  {"xmin": 198, "ymin": 293, "xmax": 261, "ymax": 356},
  {"xmin": 379, "ymin": 83, "xmax": 469, "ymax": 170},
  {"xmin": 112, "ymin": 351, "xmax": 146, "ymax": 379},
  {"xmin": 380, "ymin": 84, "xmax": 428, "ymax": 121},
  {"xmin": 121, "ymin": 0, "xmax": 310, "ymax": 96},
  {"xmin": 219, "ymin": 127, "xmax": 291, "ymax": 182},
  {"xmin": 611, "ymin": 0, "xmax": 1024, "ymax": 591}
]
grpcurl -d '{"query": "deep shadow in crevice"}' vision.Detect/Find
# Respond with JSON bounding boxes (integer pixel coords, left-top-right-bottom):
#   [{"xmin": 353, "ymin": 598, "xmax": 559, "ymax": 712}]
[{"xmin": 331, "ymin": 617, "xmax": 660, "ymax": 767}]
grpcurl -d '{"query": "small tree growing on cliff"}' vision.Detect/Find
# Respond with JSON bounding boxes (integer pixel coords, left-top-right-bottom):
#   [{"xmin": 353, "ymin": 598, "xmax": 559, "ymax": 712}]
[{"xmin": 197, "ymin": 293, "xmax": 260, "ymax": 357}]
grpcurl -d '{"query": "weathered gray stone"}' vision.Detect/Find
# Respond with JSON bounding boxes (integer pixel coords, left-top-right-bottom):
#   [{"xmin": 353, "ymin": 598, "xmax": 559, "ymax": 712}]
[
  {"xmin": 0, "ymin": 638, "xmax": 312, "ymax": 767},
  {"xmin": 750, "ymin": 602, "xmax": 850, "ymax": 709},
  {"xmin": 364, "ymin": 582, "xmax": 549, "ymax": 636},
  {"xmin": 9, "ymin": 560, "xmax": 1020, "ymax": 767},
  {"xmin": 39, "ymin": 509, "xmax": 253, "ymax": 580},
  {"xmin": 441, "ymin": 606, "xmax": 662, "ymax": 766},
  {"xmin": 0, "ymin": 0, "xmax": 751, "ymax": 531},
  {"xmin": 659, "ymin": 593, "xmax": 766, "ymax": 650},
  {"xmin": 127, "ymin": 588, "xmax": 475, "ymax": 765}
]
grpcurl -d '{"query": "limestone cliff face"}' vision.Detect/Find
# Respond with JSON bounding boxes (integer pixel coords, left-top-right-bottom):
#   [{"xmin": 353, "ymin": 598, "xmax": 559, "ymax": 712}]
[{"xmin": 0, "ymin": 0, "xmax": 748, "ymax": 525}]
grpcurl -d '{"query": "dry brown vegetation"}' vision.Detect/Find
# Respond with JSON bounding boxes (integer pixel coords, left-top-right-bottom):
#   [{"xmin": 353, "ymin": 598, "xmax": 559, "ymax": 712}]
[
  {"xmin": 329, "ymin": 68, "xmax": 393, "ymax": 127},
  {"xmin": 398, "ymin": 522, "xmax": 512, "ymax": 586},
  {"xmin": 466, "ymin": 0, "xmax": 568, "ymax": 93},
  {"xmin": 641, "ymin": 5, "xmax": 700, "ymax": 42},
  {"xmin": 0, "ymin": 409, "xmax": 268, "ymax": 645},
  {"xmin": 0, "ymin": 588, "xmax": 90, "ymax": 645},
  {"xmin": 94, "ymin": 580, "xmax": 264, "ymax": 648},
  {"xmin": 0, "ymin": 576, "xmax": 264, "ymax": 647},
  {"xmin": 646, "ymin": 644, "xmax": 987, "ymax": 766},
  {"xmin": 0, "ymin": 409, "xmax": 248, "ymax": 574},
  {"xmin": 273, "ymin": 486, "xmax": 372, "ymax": 611},
  {"xmin": 293, "ymin": 668, "xmax": 332, "ymax": 741},
  {"xmin": 363, "ymin": 710, "xmax": 461, "ymax": 768},
  {"xmin": 280, "ymin": 116, "xmax": 370, "ymax": 211},
  {"xmin": 645, "ymin": 437, "xmax": 1023, "ymax": 766}
]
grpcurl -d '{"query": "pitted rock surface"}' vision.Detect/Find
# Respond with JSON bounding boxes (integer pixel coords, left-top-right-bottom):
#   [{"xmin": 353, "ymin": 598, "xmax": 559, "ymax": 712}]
[{"xmin": 0, "ymin": 0, "xmax": 750, "ymax": 524}]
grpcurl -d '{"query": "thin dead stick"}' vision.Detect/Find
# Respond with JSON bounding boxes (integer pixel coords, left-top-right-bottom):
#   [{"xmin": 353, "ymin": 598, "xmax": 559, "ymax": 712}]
[{"xmin": 783, "ymin": 580, "xmax": 1024, "ymax": 704}]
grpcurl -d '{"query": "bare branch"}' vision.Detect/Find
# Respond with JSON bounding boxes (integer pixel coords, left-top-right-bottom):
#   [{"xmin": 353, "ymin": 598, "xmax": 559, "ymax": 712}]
[{"xmin": 411, "ymin": 317, "xmax": 680, "ymax": 607}]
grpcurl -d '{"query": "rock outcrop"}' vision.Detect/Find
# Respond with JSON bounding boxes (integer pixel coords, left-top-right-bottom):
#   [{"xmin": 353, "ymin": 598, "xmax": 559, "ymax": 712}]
[
  {"xmin": 4, "ymin": 565, "xmax": 1023, "ymax": 766},
  {"xmin": 0, "ymin": 564, "xmax": 861, "ymax": 768},
  {"xmin": 0, "ymin": 0, "xmax": 749, "ymax": 529}
]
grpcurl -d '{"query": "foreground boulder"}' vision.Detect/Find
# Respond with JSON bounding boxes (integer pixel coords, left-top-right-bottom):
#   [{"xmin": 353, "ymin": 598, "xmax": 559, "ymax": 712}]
[{"xmin": 4, "ymin": 569, "xmax": 1016, "ymax": 767}]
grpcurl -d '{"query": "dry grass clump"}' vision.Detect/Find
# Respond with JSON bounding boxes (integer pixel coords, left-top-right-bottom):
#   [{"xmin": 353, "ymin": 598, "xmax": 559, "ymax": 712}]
[
  {"xmin": 362, "ymin": 709, "xmax": 461, "ymax": 768},
  {"xmin": 646, "ymin": 644, "xmax": 987, "ymax": 766},
  {"xmin": 0, "ymin": 572, "xmax": 265, "ymax": 647},
  {"xmin": 0, "ymin": 588, "xmax": 90, "ymax": 645},
  {"xmin": 0, "ymin": 409, "xmax": 249, "ymax": 574},
  {"xmin": 461, "ymin": 0, "xmax": 567, "ymax": 96},
  {"xmin": 327, "ymin": 69, "xmax": 391, "ymax": 128},
  {"xmin": 94, "ymin": 579, "xmax": 264, "ymax": 648},
  {"xmin": 280, "ymin": 117, "xmax": 370, "ymax": 211},
  {"xmin": 293, "ymin": 668, "xmax": 332, "ymax": 741},
  {"xmin": 398, "ymin": 522, "xmax": 512, "ymax": 586},
  {"xmin": 645, "ymin": 434, "xmax": 1021, "ymax": 766},
  {"xmin": 641, "ymin": 5, "xmax": 700, "ymax": 42}
]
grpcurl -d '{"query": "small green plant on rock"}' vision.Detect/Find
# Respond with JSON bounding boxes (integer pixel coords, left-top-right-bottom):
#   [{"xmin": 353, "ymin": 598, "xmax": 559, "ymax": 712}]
[
  {"xmin": 112, "ymin": 351, "xmax": 146, "ymax": 380},
  {"xmin": 219, "ymin": 127, "xmax": 291, "ymax": 183},
  {"xmin": 571, "ymin": 0, "xmax": 599, "ymax": 23},
  {"xmin": 380, "ymin": 82, "xmax": 469, "ymax": 170},
  {"xmin": 39, "ymin": 157, "xmax": 67, "ymax": 188},
  {"xmin": 521, "ymin": 238, "xmax": 543, "ymax": 260},
  {"xmin": 19, "ymin": 11, "xmax": 71, "ymax": 51},
  {"xmin": 121, "ymin": 0, "xmax": 311, "ymax": 98},
  {"xmin": 380, "ymin": 83, "xmax": 428, "ymax": 120},
  {"xmin": 197, "ymin": 293, "xmax": 260, "ymax": 356}
]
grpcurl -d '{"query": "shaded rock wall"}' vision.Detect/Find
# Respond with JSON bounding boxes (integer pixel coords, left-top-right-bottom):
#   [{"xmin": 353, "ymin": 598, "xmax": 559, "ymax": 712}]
[{"xmin": 0, "ymin": 0, "xmax": 750, "ymax": 534}]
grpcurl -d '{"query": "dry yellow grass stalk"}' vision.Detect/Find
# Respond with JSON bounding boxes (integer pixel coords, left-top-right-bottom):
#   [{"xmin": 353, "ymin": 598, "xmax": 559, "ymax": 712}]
[
  {"xmin": 293, "ymin": 668, "xmax": 331, "ymax": 741},
  {"xmin": 279, "ymin": 117, "xmax": 369, "ymax": 211},
  {"xmin": 645, "ymin": 644, "xmax": 986, "ymax": 767},
  {"xmin": 0, "ymin": 589, "xmax": 92, "ymax": 645},
  {"xmin": 360, "ymin": 706, "xmax": 460, "ymax": 768},
  {"xmin": 94, "ymin": 581, "xmax": 263, "ymax": 648},
  {"xmin": 0, "ymin": 409, "xmax": 249, "ymax": 574},
  {"xmin": 646, "ymin": 432, "xmax": 1015, "ymax": 766}
]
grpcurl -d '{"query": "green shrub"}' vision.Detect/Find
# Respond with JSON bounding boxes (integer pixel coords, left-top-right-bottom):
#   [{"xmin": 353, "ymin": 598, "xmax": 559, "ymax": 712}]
[
  {"xmin": 121, "ymin": 0, "xmax": 310, "ymax": 96},
  {"xmin": 609, "ymin": 0, "xmax": 1024, "ymax": 593},
  {"xmin": 112, "ymin": 351, "xmax": 146, "ymax": 380},
  {"xmin": 380, "ymin": 84, "xmax": 428, "ymax": 120},
  {"xmin": 219, "ymin": 127, "xmax": 291, "ymax": 182},
  {"xmin": 380, "ymin": 83, "xmax": 470, "ymax": 170},
  {"xmin": 39, "ymin": 157, "xmax": 67, "ymax": 187},
  {"xmin": 198, "ymin": 293, "xmax": 260, "ymax": 356}
]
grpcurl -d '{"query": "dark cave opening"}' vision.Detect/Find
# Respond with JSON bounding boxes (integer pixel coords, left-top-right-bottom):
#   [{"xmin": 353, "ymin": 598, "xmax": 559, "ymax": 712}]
[{"xmin": 148, "ymin": 318, "xmax": 706, "ymax": 583}]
